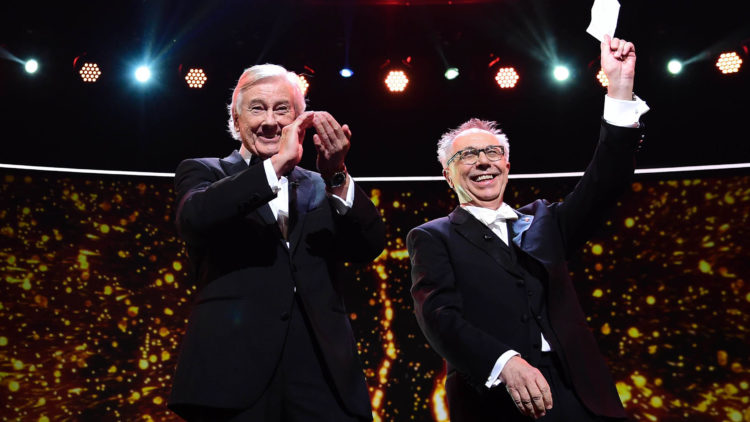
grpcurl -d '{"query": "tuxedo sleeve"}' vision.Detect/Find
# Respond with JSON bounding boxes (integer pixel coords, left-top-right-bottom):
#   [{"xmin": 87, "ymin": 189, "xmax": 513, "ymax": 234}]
[
  {"xmin": 407, "ymin": 226, "xmax": 511, "ymax": 387},
  {"xmin": 174, "ymin": 158, "xmax": 276, "ymax": 244},
  {"xmin": 329, "ymin": 182, "xmax": 386, "ymax": 264},
  {"xmin": 556, "ymin": 121, "xmax": 642, "ymax": 254}
]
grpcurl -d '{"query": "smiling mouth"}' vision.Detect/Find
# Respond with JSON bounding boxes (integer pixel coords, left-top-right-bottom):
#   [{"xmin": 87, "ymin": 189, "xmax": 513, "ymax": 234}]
[{"xmin": 471, "ymin": 174, "xmax": 498, "ymax": 182}]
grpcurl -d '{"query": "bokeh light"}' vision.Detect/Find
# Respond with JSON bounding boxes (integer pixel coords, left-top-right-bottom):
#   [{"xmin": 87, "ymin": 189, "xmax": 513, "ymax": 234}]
[
  {"xmin": 596, "ymin": 68, "xmax": 609, "ymax": 87},
  {"xmin": 385, "ymin": 70, "xmax": 409, "ymax": 92},
  {"xmin": 715, "ymin": 52, "xmax": 742, "ymax": 74},
  {"xmin": 668, "ymin": 59, "xmax": 683, "ymax": 75},
  {"xmin": 494, "ymin": 67, "xmax": 519, "ymax": 89},
  {"xmin": 184, "ymin": 68, "xmax": 207, "ymax": 88},
  {"xmin": 79, "ymin": 63, "xmax": 102, "ymax": 83},
  {"xmin": 297, "ymin": 74, "xmax": 310, "ymax": 96},
  {"xmin": 24, "ymin": 59, "xmax": 39, "ymax": 74}
]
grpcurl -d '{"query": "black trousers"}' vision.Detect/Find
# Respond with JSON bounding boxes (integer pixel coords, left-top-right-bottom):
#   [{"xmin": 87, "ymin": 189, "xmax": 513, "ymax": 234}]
[
  {"xmin": 447, "ymin": 352, "xmax": 627, "ymax": 422},
  {"xmin": 187, "ymin": 295, "xmax": 368, "ymax": 422}
]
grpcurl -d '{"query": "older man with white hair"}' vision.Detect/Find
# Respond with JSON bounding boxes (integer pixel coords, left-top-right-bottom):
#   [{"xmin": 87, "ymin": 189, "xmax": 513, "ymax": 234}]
[
  {"xmin": 407, "ymin": 35, "xmax": 649, "ymax": 421},
  {"xmin": 168, "ymin": 64, "xmax": 385, "ymax": 422}
]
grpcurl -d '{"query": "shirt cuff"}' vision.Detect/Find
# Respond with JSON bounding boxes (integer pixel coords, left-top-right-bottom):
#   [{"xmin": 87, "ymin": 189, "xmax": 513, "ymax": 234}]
[
  {"xmin": 329, "ymin": 174, "xmax": 355, "ymax": 215},
  {"xmin": 262, "ymin": 159, "xmax": 281, "ymax": 193},
  {"xmin": 485, "ymin": 349, "xmax": 521, "ymax": 388},
  {"xmin": 603, "ymin": 94, "xmax": 650, "ymax": 127}
]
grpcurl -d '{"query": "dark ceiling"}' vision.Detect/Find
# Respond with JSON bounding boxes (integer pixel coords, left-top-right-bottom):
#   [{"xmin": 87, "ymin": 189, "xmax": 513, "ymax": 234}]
[{"xmin": 2, "ymin": 0, "xmax": 749, "ymax": 177}]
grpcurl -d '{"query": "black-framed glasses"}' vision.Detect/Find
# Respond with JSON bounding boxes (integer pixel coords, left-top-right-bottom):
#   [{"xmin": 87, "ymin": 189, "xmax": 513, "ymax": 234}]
[{"xmin": 446, "ymin": 145, "xmax": 505, "ymax": 166}]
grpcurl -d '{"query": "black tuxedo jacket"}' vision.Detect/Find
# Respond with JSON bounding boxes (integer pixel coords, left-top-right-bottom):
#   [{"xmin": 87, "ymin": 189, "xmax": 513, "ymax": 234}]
[
  {"xmin": 168, "ymin": 151, "xmax": 385, "ymax": 419},
  {"xmin": 407, "ymin": 122, "xmax": 641, "ymax": 419}
]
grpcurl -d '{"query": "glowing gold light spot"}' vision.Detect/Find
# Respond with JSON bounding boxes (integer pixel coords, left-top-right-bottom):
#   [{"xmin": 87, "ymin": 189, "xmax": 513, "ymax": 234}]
[
  {"xmin": 108, "ymin": 365, "xmax": 117, "ymax": 373},
  {"xmin": 8, "ymin": 380, "xmax": 20, "ymax": 392},
  {"xmin": 104, "ymin": 285, "xmax": 112, "ymax": 295},
  {"xmin": 393, "ymin": 201, "xmax": 400, "ymax": 208},
  {"xmin": 99, "ymin": 224, "xmax": 110, "ymax": 233},
  {"xmin": 164, "ymin": 308, "xmax": 174, "ymax": 316},
  {"xmin": 12, "ymin": 359, "xmax": 23, "ymax": 370},
  {"xmin": 624, "ymin": 217, "xmax": 635, "ymax": 228},
  {"xmin": 153, "ymin": 396, "xmax": 164, "ymax": 405},
  {"xmin": 698, "ymin": 260, "xmax": 712, "ymax": 273},
  {"xmin": 648, "ymin": 345, "xmax": 658, "ymax": 354},
  {"xmin": 38, "ymin": 416, "xmax": 49, "ymax": 422},
  {"xmin": 370, "ymin": 189, "xmax": 381, "ymax": 207},
  {"xmin": 632, "ymin": 374, "xmax": 647, "ymax": 387},
  {"xmin": 591, "ymin": 244, "xmax": 603, "ymax": 255},
  {"xmin": 628, "ymin": 327, "xmax": 641, "ymax": 338},
  {"xmin": 650, "ymin": 396, "xmax": 663, "ymax": 407},
  {"xmin": 593, "ymin": 288, "xmax": 603, "ymax": 298},
  {"xmin": 718, "ymin": 350, "xmax": 728, "ymax": 366},
  {"xmin": 139, "ymin": 359, "xmax": 149, "ymax": 370},
  {"xmin": 728, "ymin": 410, "xmax": 742, "ymax": 422},
  {"xmin": 646, "ymin": 296, "xmax": 656, "ymax": 305},
  {"xmin": 172, "ymin": 261, "xmax": 182, "ymax": 271},
  {"xmin": 0, "ymin": 336, "xmax": 7, "ymax": 346},
  {"xmin": 161, "ymin": 350, "xmax": 170, "ymax": 361},
  {"xmin": 158, "ymin": 327, "xmax": 169, "ymax": 337},
  {"xmin": 616, "ymin": 381, "xmax": 631, "ymax": 403},
  {"xmin": 601, "ymin": 323, "xmax": 611, "ymax": 335},
  {"xmin": 165, "ymin": 273, "xmax": 175, "ymax": 284},
  {"xmin": 22, "ymin": 207, "xmax": 31, "ymax": 215}
]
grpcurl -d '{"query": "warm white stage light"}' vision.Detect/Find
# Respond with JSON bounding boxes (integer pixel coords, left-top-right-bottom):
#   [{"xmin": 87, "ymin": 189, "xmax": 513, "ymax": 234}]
[
  {"xmin": 716, "ymin": 52, "xmax": 742, "ymax": 74},
  {"xmin": 135, "ymin": 66, "xmax": 152, "ymax": 82},
  {"xmin": 185, "ymin": 68, "xmax": 207, "ymax": 88},
  {"xmin": 25, "ymin": 59, "xmax": 39, "ymax": 74},
  {"xmin": 495, "ymin": 67, "xmax": 519, "ymax": 89},
  {"xmin": 385, "ymin": 70, "xmax": 409, "ymax": 92},
  {"xmin": 553, "ymin": 65, "xmax": 570, "ymax": 81},
  {"xmin": 79, "ymin": 63, "xmax": 102, "ymax": 82}
]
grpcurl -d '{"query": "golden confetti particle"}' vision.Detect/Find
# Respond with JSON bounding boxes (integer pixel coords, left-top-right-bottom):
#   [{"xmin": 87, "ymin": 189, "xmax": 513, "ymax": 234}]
[
  {"xmin": 628, "ymin": 327, "xmax": 641, "ymax": 338},
  {"xmin": 9, "ymin": 380, "xmax": 20, "ymax": 392},
  {"xmin": 172, "ymin": 261, "xmax": 182, "ymax": 271},
  {"xmin": 698, "ymin": 260, "xmax": 712, "ymax": 273},
  {"xmin": 601, "ymin": 323, "xmax": 611, "ymax": 335},
  {"xmin": 139, "ymin": 359, "xmax": 149, "ymax": 370},
  {"xmin": 718, "ymin": 350, "xmax": 729, "ymax": 366},
  {"xmin": 646, "ymin": 296, "xmax": 656, "ymax": 305},
  {"xmin": 0, "ymin": 336, "xmax": 8, "ymax": 346},
  {"xmin": 593, "ymin": 289, "xmax": 603, "ymax": 298},
  {"xmin": 624, "ymin": 217, "xmax": 635, "ymax": 228}
]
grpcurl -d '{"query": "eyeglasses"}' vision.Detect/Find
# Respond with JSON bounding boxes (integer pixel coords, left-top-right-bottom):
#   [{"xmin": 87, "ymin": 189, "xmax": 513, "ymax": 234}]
[{"xmin": 446, "ymin": 145, "xmax": 505, "ymax": 166}]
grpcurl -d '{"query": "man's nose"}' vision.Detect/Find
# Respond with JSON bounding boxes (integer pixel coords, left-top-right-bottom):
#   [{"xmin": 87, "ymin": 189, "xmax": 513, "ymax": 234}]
[
  {"xmin": 476, "ymin": 150, "xmax": 491, "ymax": 165},
  {"xmin": 261, "ymin": 110, "xmax": 278, "ymax": 127}
]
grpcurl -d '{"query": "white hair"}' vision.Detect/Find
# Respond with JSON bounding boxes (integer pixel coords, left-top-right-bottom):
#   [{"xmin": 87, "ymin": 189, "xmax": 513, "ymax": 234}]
[
  {"xmin": 226, "ymin": 64, "xmax": 307, "ymax": 141},
  {"xmin": 436, "ymin": 118, "xmax": 510, "ymax": 168}
]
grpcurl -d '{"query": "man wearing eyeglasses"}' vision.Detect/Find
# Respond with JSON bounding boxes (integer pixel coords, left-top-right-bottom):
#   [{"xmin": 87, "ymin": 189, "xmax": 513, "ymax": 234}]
[{"xmin": 407, "ymin": 35, "xmax": 649, "ymax": 421}]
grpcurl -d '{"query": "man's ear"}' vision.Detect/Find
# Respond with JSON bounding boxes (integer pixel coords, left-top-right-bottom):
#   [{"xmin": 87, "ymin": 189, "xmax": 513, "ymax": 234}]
[{"xmin": 443, "ymin": 168, "xmax": 453, "ymax": 189}]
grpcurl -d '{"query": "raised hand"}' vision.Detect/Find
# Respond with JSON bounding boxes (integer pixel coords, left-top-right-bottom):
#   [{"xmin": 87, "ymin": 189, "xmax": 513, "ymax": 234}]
[
  {"xmin": 270, "ymin": 111, "xmax": 315, "ymax": 177},
  {"xmin": 601, "ymin": 34, "xmax": 636, "ymax": 100}
]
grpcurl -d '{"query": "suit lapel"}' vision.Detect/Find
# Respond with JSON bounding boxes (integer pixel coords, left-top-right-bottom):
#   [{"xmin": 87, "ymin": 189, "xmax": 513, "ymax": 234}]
[
  {"xmin": 450, "ymin": 207, "xmax": 523, "ymax": 279},
  {"xmin": 220, "ymin": 150, "xmax": 276, "ymax": 226},
  {"xmin": 287, "ymin": 167, "xmax": 314, "ymax": 256}
]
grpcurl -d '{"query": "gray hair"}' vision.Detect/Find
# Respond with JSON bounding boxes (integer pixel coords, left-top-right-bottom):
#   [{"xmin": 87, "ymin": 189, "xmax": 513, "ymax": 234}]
[
  {"xmin": 227, "ymin": 64, "xmax": 307, "ymax": 141},
  {"xmin": 436, "ymin": 118, "xmax": 510, "ymax": 168}
]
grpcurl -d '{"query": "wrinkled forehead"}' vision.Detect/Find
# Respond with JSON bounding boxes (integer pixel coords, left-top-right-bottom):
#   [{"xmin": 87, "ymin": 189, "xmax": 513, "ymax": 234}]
[
  {"xmin": 237, "ymin": 76, "xmax": 295, "ymax": 106},
  {"xmin": 452, "ymin": 129, "xmax": 501, "ymax": 151}
]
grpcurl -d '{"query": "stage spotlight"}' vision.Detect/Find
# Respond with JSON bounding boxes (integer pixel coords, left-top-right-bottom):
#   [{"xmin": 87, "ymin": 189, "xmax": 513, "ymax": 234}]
[
  {"xmin": 79, "ymin": 63, "xmax": 102, "ymax": 83},
  {"xmin": 339, "ymin": 68, "xmax": 353, "ymax": 78},
  {"xmin": 135, "ymin": 66, "xmax": 152, "ymax": 83},
  {"xmin": 667, "ymin": 59, "xmax": 682, "ymax": 75},
  {"xmin": 444, "ymin": 67, "xmax": 459, "ymax": 80},
  {"xmin": 184, "ymin": 68, "xmax": 207, "ymax": 88},
  {"xmin": 25, "ymin": 59, "xmax": 39, "ymax": 74},
  {"xmin": 297, "ymin": 74, "xmax": 310, "ymax": 95},
  {"xmin": 596, "ymin": 68, "xmax": 608, "ymax": 87},
  {"xmin": 385, "ymin": 70, "xmax": 409, "ymax": 92},
  {"xmin": 553, "ymin": 65, "xmax": 570, "ymax": 81},
  {"xmin": 494, "ymin": 67, "xmax": 519, "ymax": 89},
  {"xmin": 716, "ymin": 52, "xmax": 742, "ymax": 74}
]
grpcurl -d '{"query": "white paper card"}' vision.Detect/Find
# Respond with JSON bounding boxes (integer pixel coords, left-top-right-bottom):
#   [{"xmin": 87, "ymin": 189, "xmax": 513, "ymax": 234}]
[{"xmin": 586, "ymin": 0, "xmax": 620, "ymax": 42}]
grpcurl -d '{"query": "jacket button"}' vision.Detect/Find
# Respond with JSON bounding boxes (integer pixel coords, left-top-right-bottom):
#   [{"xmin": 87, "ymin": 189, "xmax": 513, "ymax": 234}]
[
  {"xmin": 521, "ymin": 314, "xmax": 529, "ymax": 323},
  {"xmin": 280, "ymin": 312, "xmax": 290, "ymax": 321},
  {"xmin": 536, "ymin": 315, "xmax": 543, "ymax": 321},
  {"xmin": 483, "ymin": 234, "xmax": 492, "ymax": 241},
  {"xmin": 527, "ymin": 290, "xmax": 533, "ymax": 297}
]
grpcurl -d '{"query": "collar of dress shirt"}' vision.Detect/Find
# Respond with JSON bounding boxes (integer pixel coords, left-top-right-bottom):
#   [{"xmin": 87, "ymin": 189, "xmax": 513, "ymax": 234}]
[{"xmin": 463, "ymin": 203, "xmax": 518, "ymax": 226}]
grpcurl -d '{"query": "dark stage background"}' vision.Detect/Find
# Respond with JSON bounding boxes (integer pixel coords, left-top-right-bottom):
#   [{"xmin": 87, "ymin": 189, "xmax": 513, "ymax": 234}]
[{"xmin": 0, "ymin": 168, "xmax": 748, "ymax": 421}]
